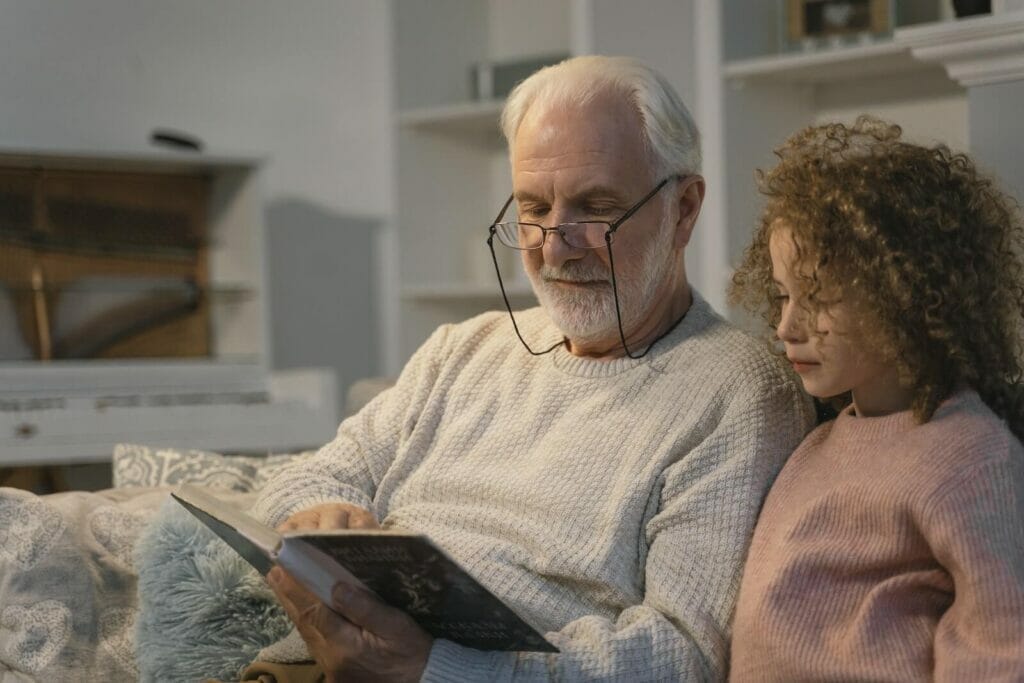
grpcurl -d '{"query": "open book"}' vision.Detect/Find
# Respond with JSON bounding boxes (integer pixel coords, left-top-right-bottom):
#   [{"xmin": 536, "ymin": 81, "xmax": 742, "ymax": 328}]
[{"xmin": 172, "ymin": 485, "xmax": 558, "ymax": 652}]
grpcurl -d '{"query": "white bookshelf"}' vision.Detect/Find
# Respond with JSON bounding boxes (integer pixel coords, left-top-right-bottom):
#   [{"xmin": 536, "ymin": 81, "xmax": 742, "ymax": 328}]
[
  {"xmin": 696, "ymin": 0, "xmax": 972, "ymax": 323},
  {"xmin": 397, "ymin": 100, "xmax": 506, "ymax": 147},
  {"xmin": 386, "ymin": 0, "xmax": 1008, "ymax": 361},
  {"xmin": 722, "ymin": 40, "xmax": 925, "ymax": 84}
]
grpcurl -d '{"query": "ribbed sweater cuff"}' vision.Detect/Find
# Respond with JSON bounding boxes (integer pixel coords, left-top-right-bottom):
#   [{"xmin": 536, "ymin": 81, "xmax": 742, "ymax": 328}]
[{"xmin": 420, "ymin": 639, "xmax": 514, "ymax": 683}]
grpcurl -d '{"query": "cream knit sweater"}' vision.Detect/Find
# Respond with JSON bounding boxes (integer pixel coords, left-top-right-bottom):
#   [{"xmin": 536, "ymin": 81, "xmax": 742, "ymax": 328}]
[
  {"xmin": 253, "ymin": 294, "xmax": 813, "ymax": 681},
  {"xmin": 731, "ymin": 390, "xmax": 1024, "ymax": 682}
]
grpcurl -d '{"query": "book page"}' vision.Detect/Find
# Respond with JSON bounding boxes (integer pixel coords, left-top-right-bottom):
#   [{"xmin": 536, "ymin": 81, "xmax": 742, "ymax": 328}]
[
  {"xmin": 172, "ymin": 484, "xmax": 280, "ymax": 575},
  {"xmin": 276, "ymin": 536, "xmax": 371, "ymax": 609}
]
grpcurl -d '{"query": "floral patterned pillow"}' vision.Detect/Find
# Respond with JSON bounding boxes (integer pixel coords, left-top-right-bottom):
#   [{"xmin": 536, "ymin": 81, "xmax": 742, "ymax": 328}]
[{"xmin": 112, "ymin": 443, "xmax": 310, "ymax": 492}]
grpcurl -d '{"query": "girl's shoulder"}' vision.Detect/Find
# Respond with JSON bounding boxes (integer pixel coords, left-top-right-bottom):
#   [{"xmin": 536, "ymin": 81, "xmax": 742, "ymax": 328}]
[
  {"xmin": 927, "ymin": 390, "xmax": 1020, "ymax": 455},
  {"xmin": 902, "ymin": 390, "xmax": 1024, "ymax": 491},
  {"xmin": 791, "ymin": 389, "xmax": 1020, "ymax": 473}
]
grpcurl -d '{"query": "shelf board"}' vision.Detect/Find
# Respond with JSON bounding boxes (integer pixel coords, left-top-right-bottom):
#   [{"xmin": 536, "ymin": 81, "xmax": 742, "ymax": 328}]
[
  {"xmin": 896, "ymin": 11, "xmax": 1024, "ymax": 87},
  {"xmin": 401, "ymin": 282, "xmax": 535, "ymax": 301},
  {"xmin": 723, "ymin": 39, "xmax": 930, "ymax": 85},
  {"xmin": 0, "ymin": 146, "xmax": 263, "ymax": 174},
  {"xmin": 397, "ymin": 100, "xmax": 505, "ymax": 146}
]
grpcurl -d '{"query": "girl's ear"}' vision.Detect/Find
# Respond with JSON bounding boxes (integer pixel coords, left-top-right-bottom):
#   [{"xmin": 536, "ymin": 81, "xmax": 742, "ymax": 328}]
[{"xmin": 673, "ymin": 175, "xmax": 705, "ymax": 249}]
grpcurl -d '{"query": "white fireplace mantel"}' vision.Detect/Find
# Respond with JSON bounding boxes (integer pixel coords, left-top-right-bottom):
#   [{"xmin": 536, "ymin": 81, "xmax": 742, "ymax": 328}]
[{"xmin": 896, "ymin": 10, "xmax": 1024, "ymax": 87}]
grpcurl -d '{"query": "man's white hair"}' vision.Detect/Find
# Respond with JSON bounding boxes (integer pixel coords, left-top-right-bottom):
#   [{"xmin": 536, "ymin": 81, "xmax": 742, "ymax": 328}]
[{"xmin": 500, "ymin": 55, "xmax": 702, "ymax": 178}]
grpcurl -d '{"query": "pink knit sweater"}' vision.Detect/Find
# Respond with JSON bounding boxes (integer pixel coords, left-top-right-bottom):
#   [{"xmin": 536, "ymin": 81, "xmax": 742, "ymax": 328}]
[{"xmin": 730, "ymin": 390, "xmax": 1024, "ymax": 682}]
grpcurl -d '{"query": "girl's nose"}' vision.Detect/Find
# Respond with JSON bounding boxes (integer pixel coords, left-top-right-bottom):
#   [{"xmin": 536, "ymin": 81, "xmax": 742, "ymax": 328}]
[{"xmin": 777, "ymin": 300, "xmax": 806, "ymax": 343}]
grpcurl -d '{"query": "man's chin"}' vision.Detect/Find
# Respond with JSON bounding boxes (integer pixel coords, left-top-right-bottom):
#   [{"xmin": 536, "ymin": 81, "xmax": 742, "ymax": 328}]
[
  {"xmin": 530, "ymin": 285, "xmax": 619, "ymax": 339},
  {"xmin": 543, "ymin": 311, "xmax": 617, "ymax": 344}
]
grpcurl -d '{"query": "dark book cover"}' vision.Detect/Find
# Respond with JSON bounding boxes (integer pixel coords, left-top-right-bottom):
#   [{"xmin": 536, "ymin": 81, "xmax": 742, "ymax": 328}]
[
  {"xmin": 294, "ymin": 533, "xmax": 557, "ymax": 652},
  {"xmin": 172, "ymin": 484, "xmax": 558, "ymax": 653}
]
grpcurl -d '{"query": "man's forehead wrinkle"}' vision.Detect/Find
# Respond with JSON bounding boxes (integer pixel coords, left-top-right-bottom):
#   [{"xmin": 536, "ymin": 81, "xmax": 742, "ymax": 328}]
[
  {"xmin": 509, "ymin": 90, "xmax": 654, "ymax": 209},
  {"xmin": 513, "ymin": 167, "xmax": 628, "ymax": 201},
  {"xmin": 514, "ymin": 154, "xmax": 616, "ymax": 174}
]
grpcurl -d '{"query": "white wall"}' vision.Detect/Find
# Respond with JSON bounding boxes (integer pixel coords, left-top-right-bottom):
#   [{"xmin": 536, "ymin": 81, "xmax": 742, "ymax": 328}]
[
  {"xmin": 0, "ymin": 0, "xmax": 394, "ymax": 404},
  {"xmin": 970, "ymin": 81, "xmax": 1024, "ymax": 203},
  {"xmin": 0, "ymin": 0, "xmax": 393, "ymax": 216}
]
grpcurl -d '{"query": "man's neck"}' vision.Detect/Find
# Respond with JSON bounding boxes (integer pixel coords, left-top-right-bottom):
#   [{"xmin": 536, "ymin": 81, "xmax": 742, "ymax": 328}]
[{"xmin": 566, "ymin": 281, "xmax": 693, "ymax": 360}]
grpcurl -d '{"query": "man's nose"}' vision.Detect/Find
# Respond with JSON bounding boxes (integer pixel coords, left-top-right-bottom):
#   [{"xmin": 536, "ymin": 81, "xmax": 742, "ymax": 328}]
[
  {"xmin": 540, "ymin": 228, "xmax": 584, "ymax": 269},
  {"xmin": 540, "ymin": 209, "xmax": 586, "ymax": 268}
]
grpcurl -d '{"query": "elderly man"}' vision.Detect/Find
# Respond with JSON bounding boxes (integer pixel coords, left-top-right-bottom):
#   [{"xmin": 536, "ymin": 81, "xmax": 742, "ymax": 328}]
[{"xmin": 258, "ymin": 55, "xmax": 814, "ymax": 681}]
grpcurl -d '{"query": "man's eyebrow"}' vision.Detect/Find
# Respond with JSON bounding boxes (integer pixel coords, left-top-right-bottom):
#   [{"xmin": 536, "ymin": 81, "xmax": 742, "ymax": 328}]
[{"xmin": 514, "ymin": 190, "xmax": 548, "ymax": 203}]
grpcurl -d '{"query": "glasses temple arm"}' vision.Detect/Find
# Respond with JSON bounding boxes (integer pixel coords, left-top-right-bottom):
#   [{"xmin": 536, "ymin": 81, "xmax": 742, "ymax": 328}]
[
  {"xmin": 486, "ymin": 229, "xmax": 562, "ymax": 356},
  {"xmin": 607, "ymin": 175, "xmax": 681, "ymax": 235},
  {"xmin": 491, "ymin": 194, "xmax": 515, "ymax": 225}
]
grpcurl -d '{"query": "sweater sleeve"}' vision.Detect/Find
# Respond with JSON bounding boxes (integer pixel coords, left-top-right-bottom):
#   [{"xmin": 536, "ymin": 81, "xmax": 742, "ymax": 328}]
[
  {"xmin": 250, "ymin": 324, "xmax": 452, "ymax": 527},
  {"xmin": 927, "ymin": 453, "xmax": 1024, "ymax": 682},
  {"xmin": 420, "ymin": 375, "xmax": 812, "ymax": 682}
]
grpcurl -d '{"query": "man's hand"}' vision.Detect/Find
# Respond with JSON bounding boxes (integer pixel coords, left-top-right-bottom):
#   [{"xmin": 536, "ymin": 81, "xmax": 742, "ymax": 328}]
[
  {"xmin": 267, "ymin": 566, "xmax": 432, "ymax": 683},
  {"xmin": 276, "ymin": 502, "xmax": 379, "ymax": 532}
]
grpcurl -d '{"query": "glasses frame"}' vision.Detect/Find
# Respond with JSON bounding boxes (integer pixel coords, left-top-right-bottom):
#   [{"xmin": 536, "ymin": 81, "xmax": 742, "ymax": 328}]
[
  {"xmin": 491, "ymin": 177, "xmax": 673, "ymax": 251},
  {"xmin": 486, "ymin": 175, "xmax": 682, "ymax": 359}
]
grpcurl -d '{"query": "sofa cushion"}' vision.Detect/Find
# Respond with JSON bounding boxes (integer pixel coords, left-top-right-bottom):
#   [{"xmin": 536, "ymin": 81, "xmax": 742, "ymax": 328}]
[{"xmin": 112, "ymin": 444, "xmax": 310, "ymax": 492}]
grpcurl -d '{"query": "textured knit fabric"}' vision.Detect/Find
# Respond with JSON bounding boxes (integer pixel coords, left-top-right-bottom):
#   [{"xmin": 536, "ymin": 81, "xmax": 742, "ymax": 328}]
[
  {"xmin": 252, "ymin": 293, "xmax": 814, "ymax": 681},
  {"xmin": 730, "ymin": 390, "xmax": 1024, "ymax": 682}
]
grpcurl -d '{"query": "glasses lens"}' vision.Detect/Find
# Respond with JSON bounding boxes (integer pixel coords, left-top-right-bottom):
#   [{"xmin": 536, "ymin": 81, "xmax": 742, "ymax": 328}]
[
  {"xmin": 493, "ymin": 221, "xmax": 609, "ymax": 249},
  {"xmin": 495, "ymin": 222, "xmax": 542, "ymax": 250},
  {"xmin": 561, "ymin": 222, "xmax": 609, "ymax": 249}
]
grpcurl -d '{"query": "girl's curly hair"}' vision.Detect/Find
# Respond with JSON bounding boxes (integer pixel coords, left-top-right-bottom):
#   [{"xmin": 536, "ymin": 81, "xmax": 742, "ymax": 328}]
[{"xmin": 730, "ymin": 115, "xmax": 1024, "ymax": 438}]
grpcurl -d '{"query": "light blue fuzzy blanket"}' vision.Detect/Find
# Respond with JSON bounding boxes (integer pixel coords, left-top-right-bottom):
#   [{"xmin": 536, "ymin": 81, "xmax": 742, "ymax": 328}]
[{"xmin": 133, "ymin": 493, "xmax": 293, "ymax": 682}]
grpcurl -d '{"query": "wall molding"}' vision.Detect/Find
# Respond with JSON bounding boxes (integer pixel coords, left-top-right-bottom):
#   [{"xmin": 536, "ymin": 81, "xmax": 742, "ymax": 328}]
[{"xmin": 897, "ymin": 11, "xmax": 1024, "ymax": 86}]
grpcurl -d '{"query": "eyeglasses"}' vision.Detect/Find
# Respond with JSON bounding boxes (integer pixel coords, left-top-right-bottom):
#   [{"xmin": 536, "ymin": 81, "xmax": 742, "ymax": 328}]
[
  {"xmin": 489, "ymin": 176, "xmax": 675, "ymax": 251},
  {"xmin": 486, "ymin": 175, "xmax": 683, "ymax": 359}
]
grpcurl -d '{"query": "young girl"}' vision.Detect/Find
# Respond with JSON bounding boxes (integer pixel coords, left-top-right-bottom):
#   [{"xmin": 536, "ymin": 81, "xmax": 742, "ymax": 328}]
[{"xmin": 728, "ymin": 116, "xmax": 1024, "ymax": 681}]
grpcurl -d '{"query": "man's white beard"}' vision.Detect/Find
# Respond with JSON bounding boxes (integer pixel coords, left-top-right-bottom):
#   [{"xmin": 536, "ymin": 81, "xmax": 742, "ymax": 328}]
[{"xmin": 527, "ymin": 210, "xmax": 676, "ymax": 345}]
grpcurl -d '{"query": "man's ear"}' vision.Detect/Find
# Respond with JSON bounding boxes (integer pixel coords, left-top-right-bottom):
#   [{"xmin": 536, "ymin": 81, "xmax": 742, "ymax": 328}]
[{"xmin": 672, "ymin": 175, "xmax": 705, "ymax": 249}]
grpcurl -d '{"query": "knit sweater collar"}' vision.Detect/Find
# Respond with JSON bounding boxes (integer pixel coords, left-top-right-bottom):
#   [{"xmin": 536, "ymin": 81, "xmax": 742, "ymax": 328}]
[
  {"xmin": 828, "ymin": 389, "xmax": 980, "ymax": 443},
  {"xmin": 541, "ymin": 289, "xmax": 718, "ymax": 378}
]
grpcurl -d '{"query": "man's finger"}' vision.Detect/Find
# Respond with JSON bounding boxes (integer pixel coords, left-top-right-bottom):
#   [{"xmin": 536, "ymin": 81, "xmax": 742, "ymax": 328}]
[
  {"xmin": 331, "ymin": 583, "xmax": 411, "ymax": 636},
  {"xmin": 277, "ymin": 511, "xmax": 314, "ymax": 532},
  {"xmin": 270, "ymin": 569, "xmax": 344, "ymax": 643},
  {"xmin": 347, "ymin": 512, "xmax": 379, "ymax": 529},
  {"xmin": 268, "ymin": 569, "xmax": 326, "ymax": 644},
  {"xmin": 269, "ymin": 568, "xmax": 367, "ymax": 651},
  {"xmin": 318, "ymin": 507, "xmax": 349, "ymax": 529},
  {"xmin": 270, "ymin": 567, "xmax": 321, "ymax": 609}
]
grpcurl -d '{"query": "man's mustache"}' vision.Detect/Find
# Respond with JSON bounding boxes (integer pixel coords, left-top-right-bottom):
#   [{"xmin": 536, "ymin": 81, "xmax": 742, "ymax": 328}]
[{"xmin": 537, "ymin": 262, "xmax": 610, "ymax": 284}]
